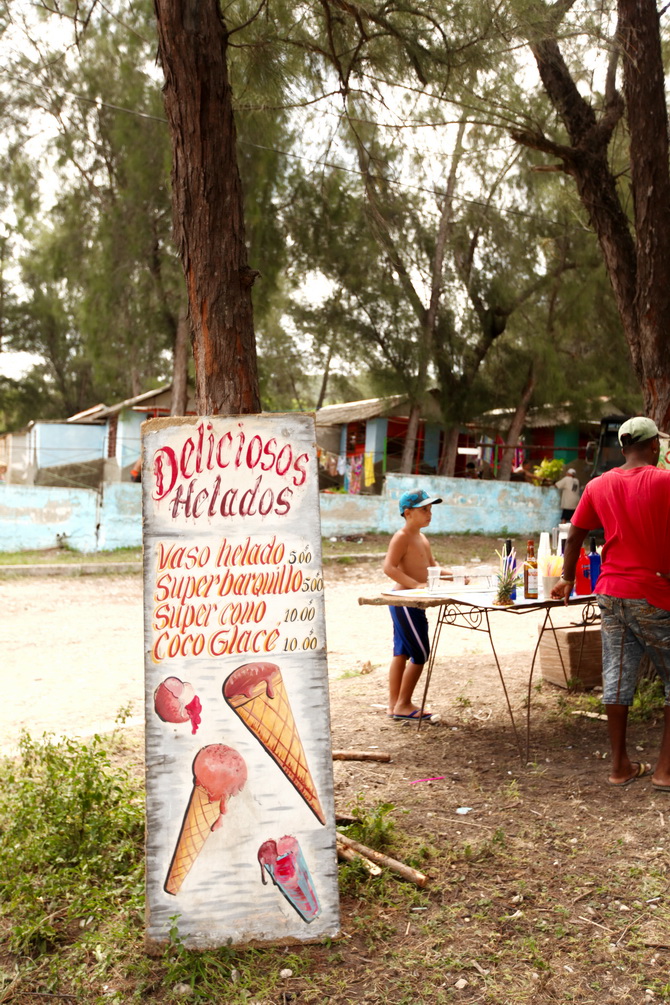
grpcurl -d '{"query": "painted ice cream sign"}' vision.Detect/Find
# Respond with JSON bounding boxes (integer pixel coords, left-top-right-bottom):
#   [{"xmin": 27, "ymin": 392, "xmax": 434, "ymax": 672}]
[{"xmin": 142, "ymin": 415, "xmax": 339, "ymax": 949}]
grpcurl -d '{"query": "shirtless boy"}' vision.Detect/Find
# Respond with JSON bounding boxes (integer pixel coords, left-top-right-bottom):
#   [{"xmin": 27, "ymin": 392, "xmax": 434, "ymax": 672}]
[{"xmin": 383, "ymin": 488, "xmax": 443, "ymax": 723}]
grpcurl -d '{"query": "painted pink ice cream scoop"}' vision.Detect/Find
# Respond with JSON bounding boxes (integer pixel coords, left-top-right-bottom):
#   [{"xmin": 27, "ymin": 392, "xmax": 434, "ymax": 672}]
[
  {"xmin": 154, "ymin": 676, "xmax": 202, "ymax": 733},
  {"xmin": 258, "ymin": 835, "xmax": 320, "ymax": 922},
  {"xmin": 164, "ymin": 744, "xmax": 248, "ymax": 895},
  {"xmin": 193, "ymin": 744, "xmax": 248, "ymax": 820}
]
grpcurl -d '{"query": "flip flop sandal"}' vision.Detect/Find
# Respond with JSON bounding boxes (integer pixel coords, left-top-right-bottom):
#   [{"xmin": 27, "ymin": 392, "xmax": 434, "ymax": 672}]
[
  {"xmin": 393, "ymin": 709, "xmax": 441, "ymax": 724},
  {"xmin": 608, "ymin": 761, "xmax": 651, "ymax": 787}
]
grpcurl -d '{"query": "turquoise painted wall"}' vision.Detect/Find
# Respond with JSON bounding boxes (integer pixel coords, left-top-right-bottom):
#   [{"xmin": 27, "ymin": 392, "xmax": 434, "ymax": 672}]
[
  {"xmin": 423, "ymin": 423, "xmax": 441, "ymax": 469},
  {"xmin": 0, "ymin": 475, "xmax": 561, "ymax": 552},
  {"xmin": 0, "ymin": 484, "xmax": 99, "ymax": 552},
  {"xmin": 319, "ymin": 473, "xmax": 561, "ymax": 536},
  {"xmin": 97, "ymin": 483, "xmax": 143, "ymax": 550},
  {"xmin": 365, "ymin": 417, "xmax": 387, "ymax": 462},
  {"xmin": 115, "ymin": 410, "xmax": 144, "ymax": 469},
  {"xmin": 553, "ymin": 424, "xmax": 579, "ymax": 463},
  {"xmin": 31, "ymin": 422, "xmax": 106, "ymax": 469}
]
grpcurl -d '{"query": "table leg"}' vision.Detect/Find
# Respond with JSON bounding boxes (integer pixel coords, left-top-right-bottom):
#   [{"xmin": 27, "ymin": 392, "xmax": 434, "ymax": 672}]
[
  {"xmin": 417, "ymin": 605, "xmax": 446, "ymax": 732},
  {"xmin": 483, "ymin": 609, "xmax": 524, "ymax": 761},
  {"xmin": 525, "ymin": 607, "xmax": 555, "ymax": 761}
]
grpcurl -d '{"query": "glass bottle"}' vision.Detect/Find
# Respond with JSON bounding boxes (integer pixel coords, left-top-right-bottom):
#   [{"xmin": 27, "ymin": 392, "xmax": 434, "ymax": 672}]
[
  {"xmin": 523, "ymin": 540, "xmax": 538, "ymax": 599},
  {"xmin": 575, "ymin": 547, "xmax": 592, "ymax": 595},
  {"xmin": 588, "ymin": 536, "xmax": 602, "ymax": 592},
  {"xmin": 503, "ymin": 538, "xmax": 517, "ymax": 601}
]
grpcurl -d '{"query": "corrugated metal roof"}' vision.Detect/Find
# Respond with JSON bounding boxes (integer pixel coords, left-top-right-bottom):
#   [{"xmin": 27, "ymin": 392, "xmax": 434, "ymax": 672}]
[
  {"xmin": 66, "ymin": 386, "xmax": 172, "ymax": 422},
  {"xmin": 474, "ymin": 397, "xmax": 627, "ymax": 430},
  {"xmin": 315, "ymin": 394, "xmax": 409, "ymax": 426}
]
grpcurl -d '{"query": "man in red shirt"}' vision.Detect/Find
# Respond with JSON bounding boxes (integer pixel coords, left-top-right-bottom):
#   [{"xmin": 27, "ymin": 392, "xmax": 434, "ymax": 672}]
[{"xmin": 552, "ymin": 417, "xmax": 670, "ymax": 788}]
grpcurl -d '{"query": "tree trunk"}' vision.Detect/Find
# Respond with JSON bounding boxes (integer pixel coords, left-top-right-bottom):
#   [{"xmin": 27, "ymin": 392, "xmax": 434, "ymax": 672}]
[
  {"xmin": 437, "ymin": 425, "xmax": 459, "ymax": 477},
  {"xmin": 315, "ymin": 347, "xmax": 333, "ymax": 410},
  {"xmin": 618, "ymin": 0, "xmax": 670, "ymax": 429},
  {"xmin": 400, "ymin": 404, "xmax": 421, "ymax": 474},
  {"xmin": 153, "ymin": 0, "xmax": 261, "ymax": 416},
  {"xmin": 497, "ymin": 360, "xmax": 537, "ymax": 482},
  {"xmin": 170, "ymin": 304, "xmax": 190, "ymax": 416},
  {"xmin": 515, "ymin": 2, "xmax": 670, "ymax": 430}
]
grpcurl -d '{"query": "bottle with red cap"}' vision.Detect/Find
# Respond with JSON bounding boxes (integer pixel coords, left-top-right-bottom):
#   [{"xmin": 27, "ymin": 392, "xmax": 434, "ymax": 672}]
[{"xmin": 575, "ymin": 548, "xmax": 592, "ymax": 595}]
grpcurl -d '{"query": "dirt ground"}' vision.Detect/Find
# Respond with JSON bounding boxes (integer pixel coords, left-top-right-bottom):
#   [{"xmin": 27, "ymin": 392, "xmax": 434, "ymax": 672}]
[
  {"xmin": 0, "ymin": 561, "xmax": 561, "ymax": 745},
  {"xmin": 3, "ymin": 563, "xmax": 669, "ymax": 1002}
]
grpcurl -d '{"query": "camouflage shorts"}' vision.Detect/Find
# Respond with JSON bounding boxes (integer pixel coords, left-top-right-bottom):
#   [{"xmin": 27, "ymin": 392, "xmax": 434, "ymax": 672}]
[{"xmin": 596, "ymin": 595, "xmax": 670, "ymax": 705}]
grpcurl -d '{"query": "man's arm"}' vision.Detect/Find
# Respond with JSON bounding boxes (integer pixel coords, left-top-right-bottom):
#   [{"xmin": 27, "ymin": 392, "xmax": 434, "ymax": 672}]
[
  {"xmin": 383, "ymin": 533, "xmax": 422, "ymax": 589},
  {"xmin": 550, "ymin": 523, "xmax": 589, "ymax": 603}
]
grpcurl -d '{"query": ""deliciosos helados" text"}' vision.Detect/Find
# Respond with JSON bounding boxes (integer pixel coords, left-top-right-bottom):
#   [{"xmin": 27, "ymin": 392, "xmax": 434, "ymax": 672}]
[{"xmin": 152, "ymin": 422, "xmax": 310, "ymax": 519}]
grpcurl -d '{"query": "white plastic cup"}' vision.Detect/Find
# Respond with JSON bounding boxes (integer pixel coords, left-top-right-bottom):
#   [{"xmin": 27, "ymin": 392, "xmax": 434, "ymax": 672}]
[
  {"xmin": 427, "ymin": 567, "xmax": 441, "ymax": 593},
  {"xmin": 450, "ymin": 565, "xmax": 469, "ymax": 590},
  {"xmin": 542, "ymin": 575, "xmax": 561, "ymax": 600}
]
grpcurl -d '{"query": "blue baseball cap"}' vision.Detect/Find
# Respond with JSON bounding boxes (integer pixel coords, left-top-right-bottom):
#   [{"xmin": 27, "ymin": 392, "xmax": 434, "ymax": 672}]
[{"xmin": 399, "ymin": 489, "xmax": 443, "ymax": 515}]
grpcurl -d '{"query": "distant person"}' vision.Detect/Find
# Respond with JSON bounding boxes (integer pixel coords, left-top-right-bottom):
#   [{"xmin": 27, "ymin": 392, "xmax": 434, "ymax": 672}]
[
  {"xmin": 554, "ymin": 467, "xmax": 580, "ymax": 521},
  {"xmin": 382, "ymin": 489, "xmax": 443, "ymax": 723},
  {"xmin": 551, "ymin": 417, "xmax": 670, "ymax": 788},
  {"xmin": 130, "ymin": 458, "xmax": 142, "ymax": 483},
  {"xmin": 511, "ymin": 460, "xmax": 534, "ymax": 483}
]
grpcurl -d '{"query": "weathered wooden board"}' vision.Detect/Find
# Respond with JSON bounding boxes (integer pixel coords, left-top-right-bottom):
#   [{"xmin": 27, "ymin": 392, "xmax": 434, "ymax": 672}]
[{"xmin": 142, "ymin": 414, "xmax": 340, "ymax": 949}]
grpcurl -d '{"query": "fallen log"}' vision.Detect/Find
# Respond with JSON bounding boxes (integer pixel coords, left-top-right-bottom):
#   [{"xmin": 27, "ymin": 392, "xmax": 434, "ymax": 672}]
[
  {"xmin": 336, "ymin": 831, "xmax": 428, "ymax": 887},
  {"xmin": 332, "ymin": 750, "xmax": 391, "ymax": 762},
  {"xmin": 336, "ymin": 840, "xmax": 382, "ymax": 876}
]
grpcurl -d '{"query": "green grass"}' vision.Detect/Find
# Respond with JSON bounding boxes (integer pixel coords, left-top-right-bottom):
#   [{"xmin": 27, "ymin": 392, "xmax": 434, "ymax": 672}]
[
  {"xmin": 0, "ymin": 546, "xmax": 142, "ymax": 565},
  {"xmin": 564, "ymin": 674, "xmax": 665, "ymax": 724},
  {"xmin": 3, "ymin": 727, "xmax": 668, "ymax": 1003},
  {"xmin": 1, "ymin": 534, "xmax": 530, "ymax": 568},
  {"xmin": 322, "ymin": 532, "xmax": 523, "ymax": 566}
]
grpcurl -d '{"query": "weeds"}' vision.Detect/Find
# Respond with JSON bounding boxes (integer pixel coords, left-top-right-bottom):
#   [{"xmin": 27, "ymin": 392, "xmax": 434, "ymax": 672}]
[
  {"xmin": 0, "ymin": 730, "xmax": 144, "ymax": 955},
  {"xmin": 342, "ymin": 794, "xmax": 396, "ymax": 850},
  {"xmin": 630, "ymin": 675, "xmax": 665, "ymax": 722},
  {"xmin": 559, "ymin": 673, "xmax": 665, "ymax": 725}
]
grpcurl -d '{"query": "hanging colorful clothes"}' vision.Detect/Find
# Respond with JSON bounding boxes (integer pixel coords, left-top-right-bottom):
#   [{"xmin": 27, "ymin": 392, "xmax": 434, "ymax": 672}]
[
  {"xmin": 349, "ymin": 455, "xmax": 363, "ymax": 494},
  {"xmin": 363, "ymin": 452, "xmax": 375, "ymax": 487}
]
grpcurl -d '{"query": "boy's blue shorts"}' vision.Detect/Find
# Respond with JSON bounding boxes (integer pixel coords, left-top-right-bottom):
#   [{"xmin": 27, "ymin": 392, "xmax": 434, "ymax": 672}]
[{"xmin": 390, "ymin": 604, "xmax": 430, "ymax": 665}]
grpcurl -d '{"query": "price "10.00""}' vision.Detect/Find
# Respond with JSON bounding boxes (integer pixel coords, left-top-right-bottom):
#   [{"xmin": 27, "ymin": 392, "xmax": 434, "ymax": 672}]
[
  {"xmin": 284, "ymin": 635, "xmax": 319, "ymax": 651},
  {"xmin": 284, "ymin": 605, "xmax": 316, "ymax": 622}
]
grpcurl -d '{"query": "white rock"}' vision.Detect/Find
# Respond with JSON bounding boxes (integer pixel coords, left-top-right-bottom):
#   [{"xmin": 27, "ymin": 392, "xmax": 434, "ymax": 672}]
[
  {"xmin": 231, "ymin": 969, "xmax": 240, "ymax": 983},
  {"xmin": 173, "ymin": 984, "xmax": 194, "ymax": 997},
  {"xmin": 454, "ymin": 978, "xmax": 468, "ymax": 990}
]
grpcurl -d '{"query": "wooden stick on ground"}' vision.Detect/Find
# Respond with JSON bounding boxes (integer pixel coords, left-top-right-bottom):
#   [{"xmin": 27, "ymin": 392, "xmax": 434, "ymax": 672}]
[
  {"xmin": 336, "ymin": 840, "xmax": 382, "ymax": 876},
  {"xmin": 336, "ymin": 831, "xmax": 428, "ymax": 887},
  {"xmin": 332, "ymin": 750, "xmax": 392, "ymax": 762}
]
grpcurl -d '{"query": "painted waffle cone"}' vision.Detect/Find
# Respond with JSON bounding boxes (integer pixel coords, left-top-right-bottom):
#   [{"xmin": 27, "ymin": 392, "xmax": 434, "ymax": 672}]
[
  {"xmin": 164, "ymin": 784, "xmax": 220, "ymax": 895},
  {"xmin": 228, "ymin": 672, "xmax": 325, "ymax": 825}
]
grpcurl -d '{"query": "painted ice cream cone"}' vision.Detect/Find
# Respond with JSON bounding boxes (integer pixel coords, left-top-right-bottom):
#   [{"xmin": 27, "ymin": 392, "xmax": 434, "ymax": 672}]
[
  {"xmin": 224, "ymin": 662, "xmax": 325, "ymax": 825},
  {"xmin": 164, "ymin": 744, "xmax": 247, "ymax": 895}
]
